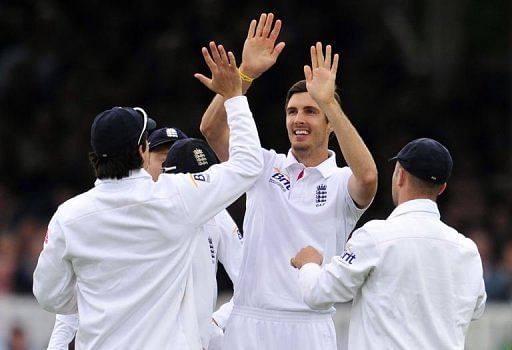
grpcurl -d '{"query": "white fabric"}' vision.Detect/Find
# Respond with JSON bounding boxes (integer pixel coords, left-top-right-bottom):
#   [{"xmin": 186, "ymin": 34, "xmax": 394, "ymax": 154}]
[
  {"xmin": 192, "ymin": 209, "xmax": 243, "ymax": 349},
  {"xmin": 33, "ymin": 96, "xmax": 262, "ymax": 350},
  {"xmin": 47, "ymin": 314, "xmax": 79, "ymax": 350},
  {"xmin": 45, "ymin": 211, "xmax": 243, "ymax": 350},
  {"xmin": 223, "ymin": 305, "xmax": 336, "ymax": 350},
  {"xmin": 225, "ymin": 149, "xmax": 366, "ymax": 349},
  {"xmin": 233, "ymin": 149, "xmax": 365, "ymax": 312},
  {"xmin": 299, "ymin": 199, "xmax": 487, "ymax": 350}
]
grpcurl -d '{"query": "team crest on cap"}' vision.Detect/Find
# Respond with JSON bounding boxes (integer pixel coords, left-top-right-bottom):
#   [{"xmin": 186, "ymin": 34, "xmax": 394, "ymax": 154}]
[
  {"xmin": 166, "ymin": 128, "xmax": 179, "ymax": 138},
  {"xmin": 193, "ymin": 148, "xmax": 209, "ymax": 166}
]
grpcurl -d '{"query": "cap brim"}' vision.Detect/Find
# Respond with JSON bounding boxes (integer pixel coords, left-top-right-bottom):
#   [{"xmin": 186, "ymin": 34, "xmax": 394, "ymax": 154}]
[
  {"xmin": 149, "ymin": 139, "xmax": 174, "ymax": 151},
  {"xmin": 388, "ymin": 156, "xmax": 399, "ymax": 162}
]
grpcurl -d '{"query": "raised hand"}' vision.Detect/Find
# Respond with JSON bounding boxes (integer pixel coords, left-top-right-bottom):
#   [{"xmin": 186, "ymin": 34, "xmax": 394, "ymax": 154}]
[
  {"xmin": 239, "ymin": 13, "xmax": 286, "ymax": 79},
  {"xmin": 303, "ymin": 42, "xmax": 339, "ymax": 106},
  {"xmin": 195, "ymin": 41, "xmax": 242, "ymax": 100}
]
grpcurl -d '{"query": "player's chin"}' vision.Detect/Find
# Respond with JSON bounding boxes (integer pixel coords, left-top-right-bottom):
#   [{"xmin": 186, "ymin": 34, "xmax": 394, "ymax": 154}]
[{"xmin": 291, "ymin": 142, "xmax": 310, "ymax": 153}]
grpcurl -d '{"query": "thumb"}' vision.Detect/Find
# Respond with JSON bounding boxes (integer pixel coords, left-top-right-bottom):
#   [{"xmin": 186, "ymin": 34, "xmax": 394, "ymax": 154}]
[
  {"xmin": 271, "ymin": 42, "xmax": 286, "ymax": 60},
  {"xmin": 194, "ymin": 73, "xmax": 212, "ymax": 88}
]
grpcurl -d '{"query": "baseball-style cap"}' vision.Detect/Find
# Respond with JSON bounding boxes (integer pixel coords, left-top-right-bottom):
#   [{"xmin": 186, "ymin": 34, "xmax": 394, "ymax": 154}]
[
  {"xmin": 148, "ymin": 127, "xmax": 188, "ymax": 151},
  {"xmin": 390, "ymin": 138, "xmax": 453, "ymax": 184},
  {"xmin": 162, "ymin": 138, "xmax": 218, "ymax": 174},
  {"xmin": 91, "ymin": 107, "xmax": 156, "ymax": 158}
]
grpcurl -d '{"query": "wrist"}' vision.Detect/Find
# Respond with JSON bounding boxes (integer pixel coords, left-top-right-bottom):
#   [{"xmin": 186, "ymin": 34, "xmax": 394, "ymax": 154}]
[{"xmin": 239, "ymin": 63, "xmax": 259, "ymax": 80}]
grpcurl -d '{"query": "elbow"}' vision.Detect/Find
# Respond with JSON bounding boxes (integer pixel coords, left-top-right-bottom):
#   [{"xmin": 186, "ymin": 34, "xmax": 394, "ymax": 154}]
[
  {"xmin": 246, "ymin": 148, "xmax": 264, "ymax": 179},
  {"xmin": 359, "ymin": 168, "xmax": 378, "ymax": 196},
  {"xmin": 199, "ymin": 119, "xmax": 214, "ymax": 140},
  {"xmin": 303, "ymin": 292, "xmax": 334, "ymax": 311},
  {"xmin": 33, "ymin": 284, "xmax": 56, "ymax": 313}
]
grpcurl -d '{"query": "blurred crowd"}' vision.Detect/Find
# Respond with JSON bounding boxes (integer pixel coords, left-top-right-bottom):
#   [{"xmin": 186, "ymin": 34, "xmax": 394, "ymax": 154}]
[{"xmin": 0, "ymin": 1, "xmax": 510, "ymax": 347}]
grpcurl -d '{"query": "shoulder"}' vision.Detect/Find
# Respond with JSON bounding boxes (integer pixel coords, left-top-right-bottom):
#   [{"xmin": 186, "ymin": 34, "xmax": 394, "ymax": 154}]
[
  {"xmin": 444, "ymin": 225, "xmax": 480, "ymax": 255},
  {"xmin": 55, "ymin": 189, "xmax": 96, "ymax": 223}
]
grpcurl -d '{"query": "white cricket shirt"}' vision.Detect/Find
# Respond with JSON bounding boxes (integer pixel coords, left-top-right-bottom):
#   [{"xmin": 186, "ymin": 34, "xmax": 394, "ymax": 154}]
[
  {"xmin": 33, "ymin": 96, "xmax": 262, "ymax": 350},
  {"xmin": 299, "ymin": 199, "xmax": 487, "ymax": 349},
  {"xmin": 234, "ymin": 149, "xmax": 366, "ymax": 312},
  {"xmin": 192, "ymin": 209, "xmax": 242, "ymax": 348},
  {"xmin": 46, "ymin": 210, "xmax": 242, "ymax": 350}
]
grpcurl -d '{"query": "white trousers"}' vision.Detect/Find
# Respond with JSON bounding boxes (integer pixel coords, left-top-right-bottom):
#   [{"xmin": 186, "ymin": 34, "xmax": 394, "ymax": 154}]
[{"xmin": 222, "ymin": 305, "xmax": 337, "ymax": 350}]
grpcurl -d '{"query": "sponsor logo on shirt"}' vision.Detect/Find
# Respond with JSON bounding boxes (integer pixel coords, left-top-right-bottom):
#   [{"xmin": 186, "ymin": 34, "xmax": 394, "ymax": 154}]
[
  {"xmin": 315, "ymin": 184, "xmax": 327, "ymax": 207},
  {"xmin": 340, "ymin": 244, "xmax": 356, "ymax": 264},
  {"xmin": 269, "ymin": 169, "xmax": 290, "ymax": 192},
  {"xmin": 44, "ymin": 230, "xmax": 49, "ymax": 244},
  {"xmin": 193, "ymin": 173, "xmax": 210, "ymax": 183}
]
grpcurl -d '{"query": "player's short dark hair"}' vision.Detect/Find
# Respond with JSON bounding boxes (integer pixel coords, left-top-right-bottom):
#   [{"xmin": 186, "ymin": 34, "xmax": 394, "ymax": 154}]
[
  {"xmin": 397, "ymin": 162, "xmax": 444, "ymax": 195},
  {"xmin": 89, "ymin": 132, "xmax": 148, "ymax": 180},
  {"xmin": 285, "ymin": 80, "xmax": 341, "ymax": 111}
]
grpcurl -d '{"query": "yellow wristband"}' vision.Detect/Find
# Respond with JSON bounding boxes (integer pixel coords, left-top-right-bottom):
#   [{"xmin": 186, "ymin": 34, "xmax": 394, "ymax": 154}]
[{"xmin": 239, "ymin": 69, "xmax": 255, "ymax": 83}]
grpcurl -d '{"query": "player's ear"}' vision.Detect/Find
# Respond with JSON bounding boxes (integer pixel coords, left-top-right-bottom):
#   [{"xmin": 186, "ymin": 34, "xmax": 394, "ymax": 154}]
[
  {"xmin": 397, "ymin": 167, "xmax": 406, "ymax": 187},
  {"xmin": 437, "ymin": 183, "xmax": 447, "ymax": 196}
]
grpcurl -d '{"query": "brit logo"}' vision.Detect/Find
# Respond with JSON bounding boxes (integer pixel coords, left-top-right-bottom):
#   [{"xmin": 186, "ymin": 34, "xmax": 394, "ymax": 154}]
[
  {"xmin": 315, "ymin": 184, "xmax": 327, "ymax": 207},
  {"xmin": 269, "ymin": 169, "xmax": 291, "ymax": 192}
]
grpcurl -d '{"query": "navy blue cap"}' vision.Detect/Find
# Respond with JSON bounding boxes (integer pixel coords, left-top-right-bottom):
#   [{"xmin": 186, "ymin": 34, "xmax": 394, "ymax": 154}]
[
  {"xmin": 91, "ymin": 107, "xmax": 156, "ymax": 157},
  {"xmin": 163, "ymin": 138, "xmax": 218, "ymax": 174},
  {"xmin": 148, "ymin": 127, "xmax": 188, "ymax": 151},
  {"xmin": 390, "ymin": 138, "xmax": 453, "ymax": 184}
]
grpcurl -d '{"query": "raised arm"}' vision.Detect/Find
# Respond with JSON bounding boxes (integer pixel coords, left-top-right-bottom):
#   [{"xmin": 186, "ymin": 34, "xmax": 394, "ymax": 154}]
[
  {"xmin": 200, "ymin": 13, "xmax": 285, "ymax": 161},
  {"xmin": 167, "ymin": 42, "xmax": 262, "ymax": 225},
  {"xmin": 304, "ymin": 42, "xmax": 377, "ymax": 208}
]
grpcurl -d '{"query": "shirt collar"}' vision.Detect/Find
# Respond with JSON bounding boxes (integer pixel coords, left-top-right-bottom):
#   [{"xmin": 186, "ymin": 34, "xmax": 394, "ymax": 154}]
[
  {"xmin": 388, "ymin": 199, "xmax": 440, "ymax": 219},
  {"xmin": 94, "ymin": 168, "xmax": 152, "ymax": 186},
  {"xmin": 283, "ymin": 149, "xmax": 339, "ymax": 178}
]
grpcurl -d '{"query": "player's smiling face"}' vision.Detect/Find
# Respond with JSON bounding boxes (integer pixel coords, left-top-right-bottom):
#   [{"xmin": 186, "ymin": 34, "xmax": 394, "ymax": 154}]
[{"xmin": 286, "ymin": 92, "xmax": 330, "ymax": 158}]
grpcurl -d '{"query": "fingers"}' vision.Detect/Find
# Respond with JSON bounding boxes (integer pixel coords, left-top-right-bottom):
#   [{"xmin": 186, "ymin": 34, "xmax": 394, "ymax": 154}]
[
  {"xmin": 255, "ymin": 13, "xmax": 267, "ymax": 37},
  {"xmin": 310, "ymin": 42, "xmax": 338, "ymax": 71},
  {"xmin": 316, "ymin": 42, "xmax": 325, "ymax": 67},
  {"xmin": 227, "ymin": 51, "xmax": 237, "ymax": 68},
  {"xmin": 209, "ymin": 41, "xmax": 222, "ymax": 64},
  {"xmin": 325, "ymin": 45, "xmax": 332, "ymax": 68},
  {"xmin": 331, "ymin": 53, "xmax": 339, "ymax": 75},
  {"xmin": 247, "ymin": 19, "xmax": 257, "ymax": 39},
  {"xmin": 269, "ymin": 19, "xmax": 282, "ymax": 42},
  {"xmin": 303, "ymin": 65, "xmax": 312, "ymax": 82},
  {"xmin": 218, "ymin": 44, "xmax": 228, "ymax": 64},
  {"xmin": 261, "ymin": 13, "xmax": 274, "ymax": 38},
  {"xmin": 201, "ymin": 46, "xmax": 216, "ymax": 72},
  {"xmin": 310, "ymin": 45, "xmax": 319, "ymax": 69}
]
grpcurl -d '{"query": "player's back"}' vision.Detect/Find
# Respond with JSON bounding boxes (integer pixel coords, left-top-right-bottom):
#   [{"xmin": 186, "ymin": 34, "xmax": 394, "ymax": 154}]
[
  {"xmin": 52, "ymin": 170, "xmax": 202, "ymax": 349},
  {"xmin": 349, "ymin": 199, "xmax": 485, "ymax": 350}
]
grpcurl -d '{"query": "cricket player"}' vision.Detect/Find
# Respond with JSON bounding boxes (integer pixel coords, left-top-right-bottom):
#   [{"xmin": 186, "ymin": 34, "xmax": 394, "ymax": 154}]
[
  {"xmin": 200, "ymin": 13, "xmax": 378, "ymax": 350},
  {"xmin": 292, "ymin": 138, "xmax": 487, "ymax": 349},
  {"xmin": 33, "ymin": 42, "xmax": 262, "ymax": 350}
]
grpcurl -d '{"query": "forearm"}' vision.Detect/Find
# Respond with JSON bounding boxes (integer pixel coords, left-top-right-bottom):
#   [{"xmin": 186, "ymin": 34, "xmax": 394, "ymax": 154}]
[
  {"xmin": 200, "ymin": 81, "xmax": 254, "ymax": 162},
  {"xmin": 322, "ymin": 100, "xmax": 377, "ymax": 206},
  {"xmin": 325, "ymin": 101, "xmax": 376, "ymax": 182}
]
